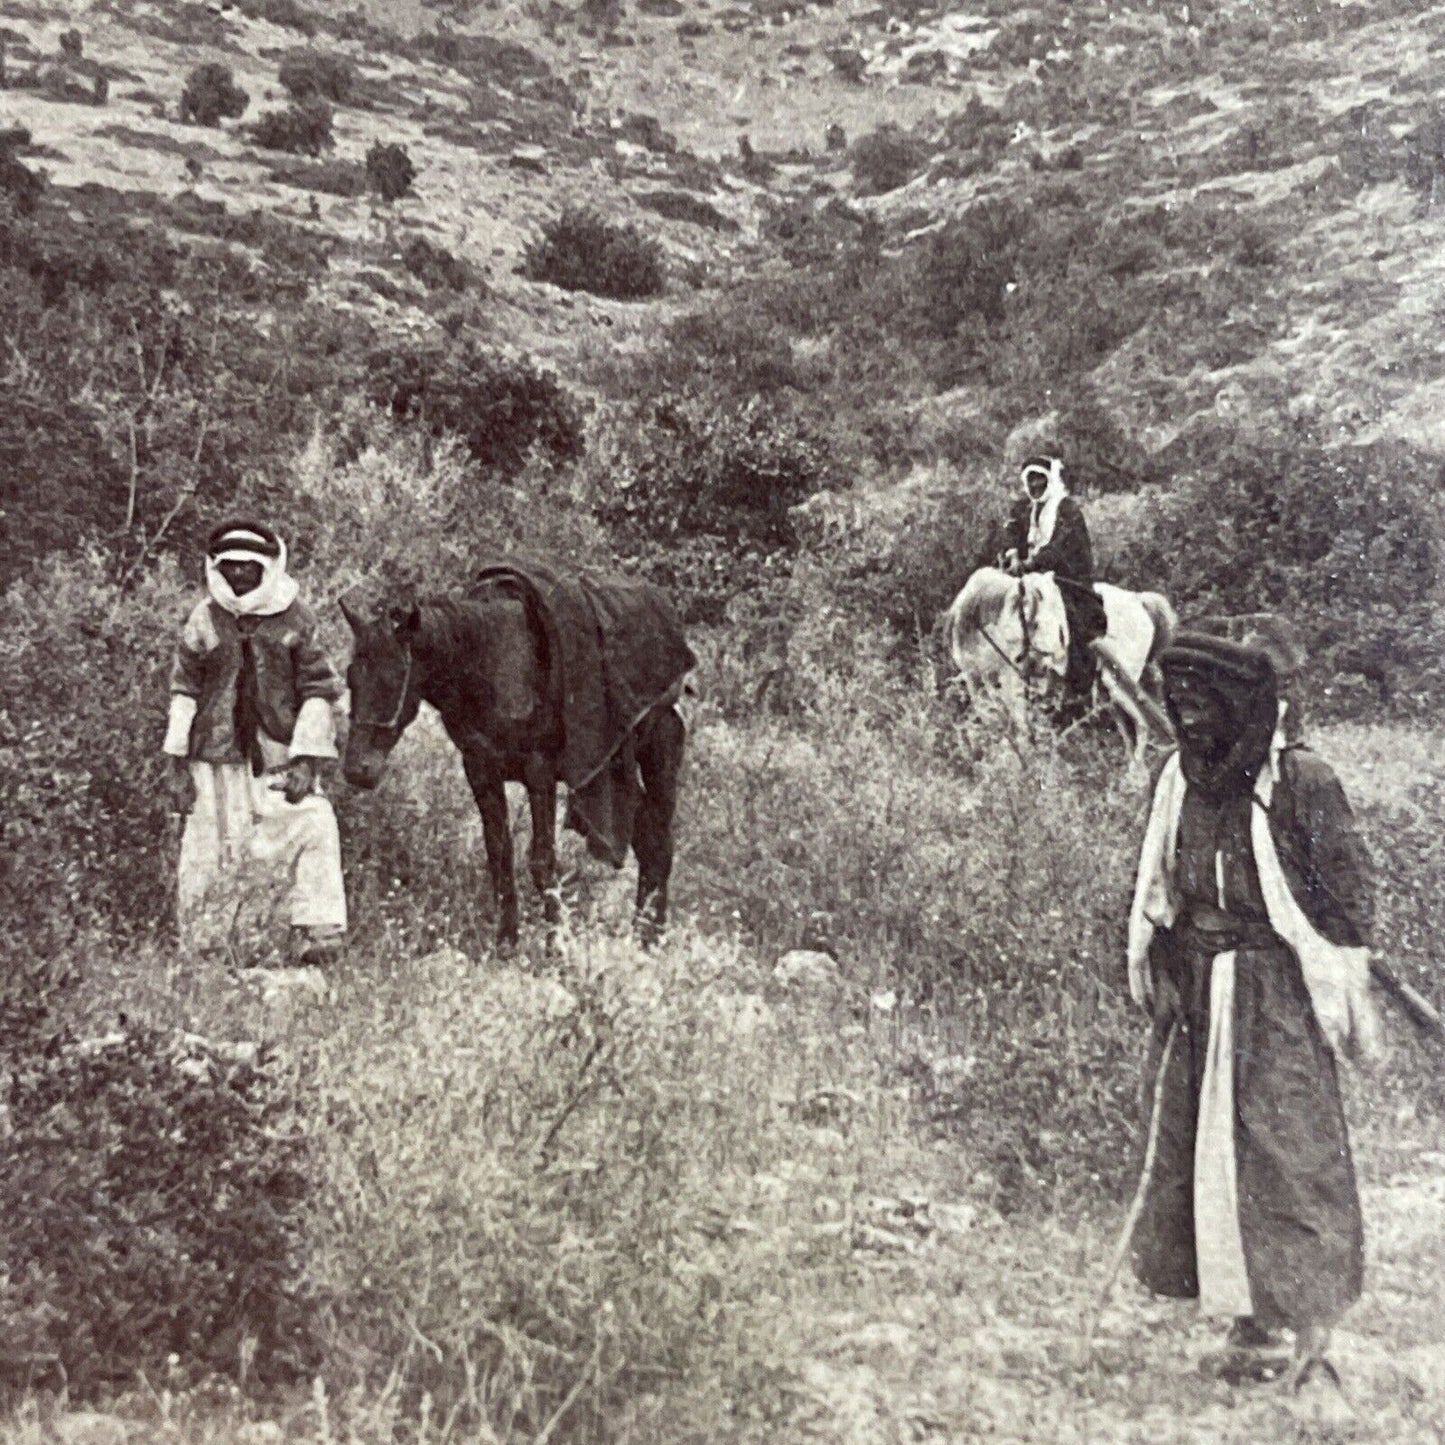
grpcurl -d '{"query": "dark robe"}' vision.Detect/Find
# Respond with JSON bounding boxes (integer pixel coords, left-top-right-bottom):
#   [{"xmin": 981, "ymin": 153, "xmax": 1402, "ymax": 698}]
[
  {"xmin": 1131, "ymin": 746, "xmax": 1371, "ymax": 1329},
  {"xmin": 1006, "ymin": 493, "xmax": 1108, "ymax": 695}
]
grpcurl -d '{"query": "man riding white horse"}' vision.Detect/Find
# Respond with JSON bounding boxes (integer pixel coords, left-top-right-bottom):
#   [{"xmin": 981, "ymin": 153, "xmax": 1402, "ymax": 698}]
[{"xmin": 999, "ymin": 454, "xmax": 1107, "ymax": 720}]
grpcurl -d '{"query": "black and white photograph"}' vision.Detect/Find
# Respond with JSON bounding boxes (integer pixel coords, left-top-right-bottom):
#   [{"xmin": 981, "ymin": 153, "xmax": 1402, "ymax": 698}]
[{"xmin": 1, "ymin": 0, "xmax": 1443, "ymax": 1440}]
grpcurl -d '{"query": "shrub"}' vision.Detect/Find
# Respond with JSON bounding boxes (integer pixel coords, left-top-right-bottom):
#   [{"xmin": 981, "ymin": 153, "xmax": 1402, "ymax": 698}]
[
  {"xmin": 615, "ymin": 304, "xmax": 801, "ymax": 401},
  {"xmin": 267, "ymin": 156, "xmax": 366, "ymax": 195},
  {"xmin": 250, "ymin": 98, "xmax": 334, "ymax": 155},
  {"xmin": 635, "ymin": 188, "xmax": 738, "ymax": 232},
  {"xmin": 857, "ymin": 463, "xmax": 1004, "ymax": 634},
  {"xmin": 595, "ymin": 392, "xmax": 832, "ymax": 551},
  {"xmin": 0, "ymin": 557, "xmax": 197, "ymax": 958},
  {"xmin": 366, "ymin": 341, "xmax": 584, "ymax": 475},
  {"xmin": 850, "ymin": 123, "xmax": 927, "ymax": 196},
  {"xmin": 402, "ymin": 234, "xmax": 471, "ymax": 291},
  {"xmin": 1040, "ymin": 388, "xmax": 1161, "ymax": 496},
  {"xmin": 277, "ymin": 48, "xmax": 356, "ymax": 106},
  {"xmin": 1403, "ymin": 107, "xmax": 1445, "ymax": 197},
  {"xmin": 0, "ymin": 1020, "xmax": 316, "ymax": 1394},
  {"xmin": 588, "ymin": 392, "xmax": 833, "ymax": 619},
  {"xmin": 179, "ymin": 63, "xmax": 250, "ymax": 126},
  {"xmin": 0, "ymin": 145, "xmax": 44, "ymax": 213},
  {"xmin": 522, "ymin": 206, "xmax": 664, "ymax": 300},
  {"xmin": 58, "ymin": 27, "xmax": 83, "ymax": 59},
  {"xmin": 913, "ymin": 198, "xmax": 1023, "ymax": 334},
  {"xmin": 1113, "ymin": 427, "xmax": 1445, "ymax": 715},
  {"xmin": 234, "ymin": 0, "xmax": 318, "ymax": 33},
  {"xmin": 365, "ymin": 139, "xmax": 415, "ymax": 200},
  {"xmin": 617, "ymin": 111, "xmax": 675, "ymax": 154}
]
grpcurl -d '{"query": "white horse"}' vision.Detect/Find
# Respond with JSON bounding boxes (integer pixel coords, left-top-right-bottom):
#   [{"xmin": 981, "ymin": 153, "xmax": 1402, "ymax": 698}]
[{"xmin": 943, "ymin": 566, "xmax": 1177, "ymax": 766}]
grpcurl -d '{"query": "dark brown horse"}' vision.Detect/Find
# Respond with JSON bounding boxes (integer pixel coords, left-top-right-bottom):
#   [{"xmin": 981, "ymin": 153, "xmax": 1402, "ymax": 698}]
[{"xmin": 340, "ymin": 577, "xmax": 690, "ymax": 946}]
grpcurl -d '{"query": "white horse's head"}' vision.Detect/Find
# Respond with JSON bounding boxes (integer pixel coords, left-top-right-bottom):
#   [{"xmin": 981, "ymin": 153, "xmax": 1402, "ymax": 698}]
[
  {"xmin": 1017, "ymin": 573, "xmax": 1070, "ymax": 679},
  {"xmin": 946, "ymin": 567, "xmax": 1067, "ymax": 687}
]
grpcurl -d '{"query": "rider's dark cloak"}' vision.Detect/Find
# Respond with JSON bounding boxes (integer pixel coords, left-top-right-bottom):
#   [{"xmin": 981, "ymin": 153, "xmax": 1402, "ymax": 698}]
[{"xmin": 1006, "ymin": 494, "xmax": 1107, "ymax": 678}]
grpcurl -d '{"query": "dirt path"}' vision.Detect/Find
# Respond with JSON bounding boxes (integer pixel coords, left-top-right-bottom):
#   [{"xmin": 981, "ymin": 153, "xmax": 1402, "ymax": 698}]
[{"xmin": 754, "ymin": 1128, "xmax": 1445, "ymax": 1444}]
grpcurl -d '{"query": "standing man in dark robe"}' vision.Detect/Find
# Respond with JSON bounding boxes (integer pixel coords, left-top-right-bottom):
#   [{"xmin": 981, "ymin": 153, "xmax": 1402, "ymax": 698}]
[
  {"xmin": 999, "ymin": 454, "xmax": 1109, "ymax": 712},
  {"xmin": 1126, "ymin": 632, "xmax": 1381, "ymax": 1397}
]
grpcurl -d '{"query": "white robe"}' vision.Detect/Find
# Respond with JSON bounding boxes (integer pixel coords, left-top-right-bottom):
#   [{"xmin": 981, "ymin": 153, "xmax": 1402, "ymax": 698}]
[{"xmin": 163, "ymin": 546, "xmax": 347, "ymax": 950}]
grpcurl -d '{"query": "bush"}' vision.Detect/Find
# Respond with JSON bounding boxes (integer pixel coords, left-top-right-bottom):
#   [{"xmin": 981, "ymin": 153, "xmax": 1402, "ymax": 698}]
[
  {"xmin": 635, "ymin": 188, "xmax": 737, "ymax": 232},
  {"xmin": 366, "ymin": 341, "xmax": 584, "ymax": 475},
  {"xmin": 0, "ymin": 1020, "xmax": 315, "ymax": 1393},
  {"xmin": 250, "ymin": 98, "xmax": 334, "ymax": 155},
  {"xmin": 595, "ymin": 392, "xmax": 833, "ymax": 552},
  {"xmin": 914, "ymin": 198, "xmax": 1023, "ymax": 334},
  {"xmin": 858, "ymin": 463, "xmax": 1004, "ymax": 633},
  {"xmin": 1038, "ymin": 388, "xmax": 1161, "ymax": 496},
  {"xmin": 365, "ymin": 139, "xmax": 416, "ymax": 200},
  {"xmin": 402, "ymin": 234, "xmax": 471, "ymax": 291},
  {"xmin": 587, "ymin": 391, "xmax": 833, "ymax": 619},
  {"xmin": 234, "ymin": 0, "xmax": 318, "ymax": 33},
  {"xmin": 523, "ymin": 206, "xmax": 664, "ymax": 300},
  {"xmin": 267, "ymin": 156, "xmax": 366, "ymax": 195},
  {"xmin": 179, "ymin": 63, "xmax": 250, "ymax": 126},
  {"xmin": 0, "ymin": 557, "xmax": 192, "ymax": 958},
  {"xmin": 0, "ymin": 148, "xmax": 44, "ymax": 213},
  {"xmin": 277, "ymin": 48, "xmax": 356, "ymax": 106},
  {"xmin": 1113, "ymin": 427, "xmax": 1445, "ymax": 715},
  {"xmin": 851, "ymin": 123, "xmax": 927, "ymax": 196}
]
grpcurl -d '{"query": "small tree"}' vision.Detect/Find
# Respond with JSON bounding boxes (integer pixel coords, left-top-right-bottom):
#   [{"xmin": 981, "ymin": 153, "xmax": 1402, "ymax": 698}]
[
  {"xmin": 522, "ymin": 207, "xmax": 663, "ymax": 300},
  {"xmin": 0, "ymin": 138, "xmax": 44, "ymax": 213},
  {"xmin": 403, "ymin": 235, "xmax": 471, "ymax": 292},
  {"xmin": 179, "ymin": 63, "xmax": 250, "ymax": 127},
  {"xmin": 250, "ymin": 98, "xmax": 334, "ymax": 156},
  {"xmin": 278, "ymin": 49, "xmax": 356, "ymax": 105},
  {"xmin": 367, "ymin": 342, "xmax": 583, "ymax": 474},
  {"xmin": 366, "ymin": 140, "xmax": 416, "ymax": 201},
  {"xmin": 851, "ymin": 123, "xmax": 926, "ymax": 195}
]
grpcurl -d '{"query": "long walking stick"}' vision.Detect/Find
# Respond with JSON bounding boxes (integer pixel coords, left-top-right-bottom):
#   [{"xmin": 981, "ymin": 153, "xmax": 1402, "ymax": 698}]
[{"xmin": 1083, "ymin": 1020, "xmax": 1178, "ymax": 1352}]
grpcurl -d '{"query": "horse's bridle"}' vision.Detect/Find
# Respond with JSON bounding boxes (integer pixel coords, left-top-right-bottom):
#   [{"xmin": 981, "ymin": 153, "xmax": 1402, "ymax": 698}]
[
  {"xmin": 980, "ymin": 575, "xmax": 1034, "ymax": 680},
  {"xmin": 350, "ymin": 646, "xmax": 415, "ymax": 732}
]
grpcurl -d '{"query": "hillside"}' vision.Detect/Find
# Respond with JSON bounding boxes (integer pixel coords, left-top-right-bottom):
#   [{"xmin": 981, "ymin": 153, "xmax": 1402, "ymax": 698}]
[
  {"xmin": 6, "ymin": 0, "xmax": 1445, "ymax": 426},
  {"xmin": 2, "ymin": 1, "xmax": 1445, "ymax": 1442}
]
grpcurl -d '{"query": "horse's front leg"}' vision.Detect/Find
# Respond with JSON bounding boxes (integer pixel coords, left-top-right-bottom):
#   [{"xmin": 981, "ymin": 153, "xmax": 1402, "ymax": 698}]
[
  {"xmin": 462, "ymin": 750, "xmax": 519, "ymax": 947},
  {"xmin": 522, "ymin": 755, "xmax": 560, "ymax": 926}
]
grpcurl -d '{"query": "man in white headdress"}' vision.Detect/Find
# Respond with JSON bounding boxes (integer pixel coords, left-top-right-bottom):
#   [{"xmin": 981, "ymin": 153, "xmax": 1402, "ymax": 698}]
[
  {"xmin": 999, "ymin": 453, "xmax": 1109, "ymax": 713},
  {"xmin": 162, "ymin": 519, "xmax": 347, "ymax": 965}
]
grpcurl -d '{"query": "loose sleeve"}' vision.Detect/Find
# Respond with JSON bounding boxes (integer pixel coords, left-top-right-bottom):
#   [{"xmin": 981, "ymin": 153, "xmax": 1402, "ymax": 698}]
[
  {"xmin": 287, "ymin": 603, "xmax": 343, "ymax": 760},
  {"xmin": 169, "ymin": 600, "xmax": 213, "ymax": 699},
  {"xmin": 1280, "ymin": 752, "xmax": 1374, "ymax": 949},
  {"xmin": 163, "ymin": 601, "xmax": 213, "ymax": 757},
  {"xmin": 1027, "ymin": 499, "xmax": 1092, "ymax": 578},
  {"xmin": 291, "ymin": 604, "xmax": 345, "ymax": 705}
]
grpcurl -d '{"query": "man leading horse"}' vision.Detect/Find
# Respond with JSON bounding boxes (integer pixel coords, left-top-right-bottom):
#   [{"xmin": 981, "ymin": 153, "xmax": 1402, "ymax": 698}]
[{"xmin": 999, "ymin": 453, "xmax": 1108, "ymax": 721}]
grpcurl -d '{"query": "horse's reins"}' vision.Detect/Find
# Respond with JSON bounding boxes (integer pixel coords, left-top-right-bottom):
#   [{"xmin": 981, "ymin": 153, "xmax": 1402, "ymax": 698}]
[{"xmin": 979, "ymin": 574, "xmax": 1035, "ymax": 681}]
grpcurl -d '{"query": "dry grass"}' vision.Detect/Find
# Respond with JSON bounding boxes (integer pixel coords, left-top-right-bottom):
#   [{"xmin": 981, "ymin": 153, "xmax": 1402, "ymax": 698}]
[{"xmin": 3, "ymin": 695, "xmax": 1441, "ymax": 1442}]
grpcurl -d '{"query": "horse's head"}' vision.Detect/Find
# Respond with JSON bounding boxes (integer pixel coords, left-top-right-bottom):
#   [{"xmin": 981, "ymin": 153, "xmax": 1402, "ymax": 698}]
[
  {"xmin": 1017, "ymin": 573, "xmax": 1069, "ymax": 680},
  {"xmin": 340, "ymin": 592, "xmax": 424, "ymax": 789}
]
